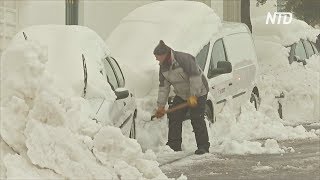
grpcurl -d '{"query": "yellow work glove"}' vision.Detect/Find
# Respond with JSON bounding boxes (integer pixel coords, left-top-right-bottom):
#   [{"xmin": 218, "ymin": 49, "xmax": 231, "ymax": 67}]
[
  {"xmin": 155, "ymin": 106, "xmax": 165, "ymax": 118},
  {"xmin": 187, "ymin": 96, "xmax": 198, "ymax": 108}
]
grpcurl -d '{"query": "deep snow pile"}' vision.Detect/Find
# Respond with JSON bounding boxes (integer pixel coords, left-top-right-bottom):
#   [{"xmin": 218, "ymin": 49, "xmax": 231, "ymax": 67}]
[
  {"xmin": 253, "ymin": 23, "xmax": 320, "ymax": 125},
  {"xmin": 209, "ymin": 102, "xmax": 316, "ymax": 155},
  {"xmin": 107, "ymin": 1, "xmax": 222, "ymax": 97},
  {"xmin": 9, "ymin": 25, "xmax": 117, "ymax": 101},
  {"xmin": 256, "ymin": 52, "xmax": 320, "ymax": 125},
  {"xmin": 135, "ymin": 96, "xmax": 317, "ymax": 157},
  {"xmin": 0, "ymin": 41, "xmax": 178, "ymax": 179}
]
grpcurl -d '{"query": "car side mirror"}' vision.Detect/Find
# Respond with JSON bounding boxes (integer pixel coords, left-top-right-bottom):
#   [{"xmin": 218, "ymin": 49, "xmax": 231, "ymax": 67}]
[{"xmin": 115, "ymin": 88, "xmax": 129, "ymax": 100}]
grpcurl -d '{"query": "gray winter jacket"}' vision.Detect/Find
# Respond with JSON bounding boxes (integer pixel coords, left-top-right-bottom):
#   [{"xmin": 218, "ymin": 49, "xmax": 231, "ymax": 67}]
[{"xmin": 157, "ymin": 50, "xmax": 209, "ymax": 107}]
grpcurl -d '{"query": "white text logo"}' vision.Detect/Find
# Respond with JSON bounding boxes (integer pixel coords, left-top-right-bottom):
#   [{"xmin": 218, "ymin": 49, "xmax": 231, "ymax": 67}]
[{"xmin": 266, "ymin": 12, "xmax": 293, "ymax": 25}]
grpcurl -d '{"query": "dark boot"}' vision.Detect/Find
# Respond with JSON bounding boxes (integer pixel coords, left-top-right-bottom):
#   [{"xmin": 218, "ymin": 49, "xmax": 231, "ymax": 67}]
[{"xmin": 195, "ymin": 148, "xmax": 209, "ymax": 155}]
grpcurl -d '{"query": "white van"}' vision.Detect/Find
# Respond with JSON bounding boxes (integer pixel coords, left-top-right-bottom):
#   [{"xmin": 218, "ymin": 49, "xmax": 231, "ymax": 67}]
[{"xmin": 167, "ymin": 22, "xmax": 260, "ymax": 124}]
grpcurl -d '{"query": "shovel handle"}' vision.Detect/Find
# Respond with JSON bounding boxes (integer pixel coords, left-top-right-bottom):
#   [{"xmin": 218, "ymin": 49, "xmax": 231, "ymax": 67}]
[
  {"xmin": 165, "ymin": 102, "xmax": 189, "ymax": 114},
  {"xmin": 151, "ymin": 102, "xmax": 189, "ymax": 120}
]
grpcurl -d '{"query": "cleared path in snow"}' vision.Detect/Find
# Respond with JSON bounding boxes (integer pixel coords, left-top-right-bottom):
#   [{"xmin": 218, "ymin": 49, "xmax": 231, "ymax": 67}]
[{"xmin": 161, "ymin": 125, "xmax": 320, "ymax": 180}]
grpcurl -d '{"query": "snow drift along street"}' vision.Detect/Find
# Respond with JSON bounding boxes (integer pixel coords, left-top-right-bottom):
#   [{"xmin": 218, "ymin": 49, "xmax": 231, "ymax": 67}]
[{"xmin": 0, "ymin": 40, "xmax": 187, "ymax": 179}]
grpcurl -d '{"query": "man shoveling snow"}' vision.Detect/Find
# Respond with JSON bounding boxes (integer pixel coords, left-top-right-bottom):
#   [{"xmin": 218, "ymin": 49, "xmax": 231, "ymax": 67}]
[{"xmin": 152, "ymin": 40, "xmax": 210, "ymax": 155}]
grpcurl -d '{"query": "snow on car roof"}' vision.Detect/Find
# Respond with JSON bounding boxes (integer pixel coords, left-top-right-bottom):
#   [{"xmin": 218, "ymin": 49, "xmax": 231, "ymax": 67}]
[
  {"xmin": 109, "ymin": 1, "xmax": 221, "ymax": 57},
  {"xmin": 221, "ymin": 21, "xmax": 250, "ymax": 36},
  {"xmin": 106, "ymin": 1, "xmax": 222, "ymax": 97},
  {"xmin": 10, "ymin": 25, "xmax": 114, "ymax": 99},
  {"xmin": 122, "ymin": 1, "xmax": 219, "ymax": 24},
  {"xmin": 252, "ymin": 16, "xmax": 320, "ymax": 46}
]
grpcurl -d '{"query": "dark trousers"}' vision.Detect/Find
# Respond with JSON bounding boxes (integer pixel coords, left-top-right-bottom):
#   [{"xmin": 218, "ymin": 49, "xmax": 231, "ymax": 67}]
[{"xmin": 166, "ymin": 94, "xmax": 210, "ymax": 151}]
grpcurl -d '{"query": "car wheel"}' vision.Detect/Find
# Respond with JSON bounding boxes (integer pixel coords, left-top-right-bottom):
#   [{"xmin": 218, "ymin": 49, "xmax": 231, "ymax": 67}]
[
  {"xmin": 205, "ymin": 103, "xmax": 214, "ymax": 126},
  {"xmin": 129, "ymin": 112, "xmax": 136, "ymax": 139},
  {"xmin": 250, "ymin": 92, "xmax": 259, "ymax": 110}
]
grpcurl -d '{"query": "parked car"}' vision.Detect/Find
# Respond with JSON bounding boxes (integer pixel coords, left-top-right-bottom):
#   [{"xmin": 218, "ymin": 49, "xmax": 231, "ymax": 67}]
[
  {"xmin": 107, "ymin": 1, "xmax": 260, "ymax": 125},
  {"xmin": 252, "ymin": 18, "xmax": 320, "ymax": 122},
  {"xmin": 11, "ymin": 25, "xmax": 137, "ymax": 138},
  {"xmin": 169, "ymin": 22, "xmax": 260, "ymax": 124}
]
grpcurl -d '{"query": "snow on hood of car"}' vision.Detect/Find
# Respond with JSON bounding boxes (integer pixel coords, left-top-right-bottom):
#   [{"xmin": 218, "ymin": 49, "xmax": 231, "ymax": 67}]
[
  {"xmin": 252, "ymin": 16, "xmax": 320, "ymax": 46},
  {"xmin": 10, "ymin": 25, "xmax": 115, "ymax": 100},
  {"xmin": 106, "ymin": 1, "xmax": 222, "ymax": 97}
]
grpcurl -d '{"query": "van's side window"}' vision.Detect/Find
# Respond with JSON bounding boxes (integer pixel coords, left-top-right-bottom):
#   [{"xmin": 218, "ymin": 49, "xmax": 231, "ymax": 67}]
[
  {"xmin": 196, "ymin": 42, "xmax": 210, "ymax": 71},
  {"xmin": 208, "ymin": 39, "xmax": 227, "ymax": 78}
]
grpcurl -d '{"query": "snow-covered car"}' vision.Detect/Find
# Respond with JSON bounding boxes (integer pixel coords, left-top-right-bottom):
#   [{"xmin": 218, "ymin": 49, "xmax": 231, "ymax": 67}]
[
  {"xmin": 253, "ymin": 17, "xmax": 319, "ymax": 66},
  {"xmin": 252, "ymin": 17, "xmax": 320, "ymax": 124},
  {"xmin": 107, "ymin": 1, "xmax": 260, "ymax": 124},
  {"xmin": 10, "ymin": 25, "xmax": 138, "ymax": 138}
]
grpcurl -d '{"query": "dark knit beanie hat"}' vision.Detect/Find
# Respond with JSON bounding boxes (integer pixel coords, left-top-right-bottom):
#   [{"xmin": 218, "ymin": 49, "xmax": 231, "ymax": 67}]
[{"xmin": 153, "ymin": 40, "xmax": 171, "ymax": 55}]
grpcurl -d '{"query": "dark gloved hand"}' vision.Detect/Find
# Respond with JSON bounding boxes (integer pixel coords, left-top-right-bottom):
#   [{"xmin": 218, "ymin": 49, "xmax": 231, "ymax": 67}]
[
  {"xmin": 155, "ymin": 106, "xmax": 166, "ymax": 118},
  {"xmin": 187, "ymin": 96, "xmax": 198, "ymax": 108}
]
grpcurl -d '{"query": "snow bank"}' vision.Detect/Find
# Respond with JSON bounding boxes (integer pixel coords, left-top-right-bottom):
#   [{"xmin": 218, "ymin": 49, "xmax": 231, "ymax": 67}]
[
  {"xmin": 254, "ymin": 38, "xmax": 320, "ymax": 125},
  {"xmin": 212, "ymin": 101, "xmax": 317, "ymax": 142},
  {"xmin": 135, "ymin": 100, "xmax": 317, "ymax": 156},
  {"xmin": 10, "ymin": 25, "xmax": 116, "ymax": 100},
  {"xmin": 4, "ymin": 153, "xmax": 62, "ymax": 179},
  {"xmin": 135, "ymin": 97, "xmax": 317, "ymax": 157},
  {"xmin": 252, "ymin": 17, "xmax": 320, "ymax": 125},
  {"xmin": 252, "ymin": 17, "xmax": 320, "ymax": 46},
  {"xmin": 208, "ymin": 102, "xmax": 316, "ymax": 155},
  {"xmin": 107, "ymin": 1, "xmax": 222, "ymax": 97},
  {"xmin": 0, "ymin": 40, "xmax": 171, "ymax": 179}
]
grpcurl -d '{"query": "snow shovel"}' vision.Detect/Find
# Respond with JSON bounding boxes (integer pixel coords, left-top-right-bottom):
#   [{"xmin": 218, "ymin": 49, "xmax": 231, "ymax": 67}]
[{"xmin": 150, "ymin": 102, "xmax": 189, "ymax": 121}]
